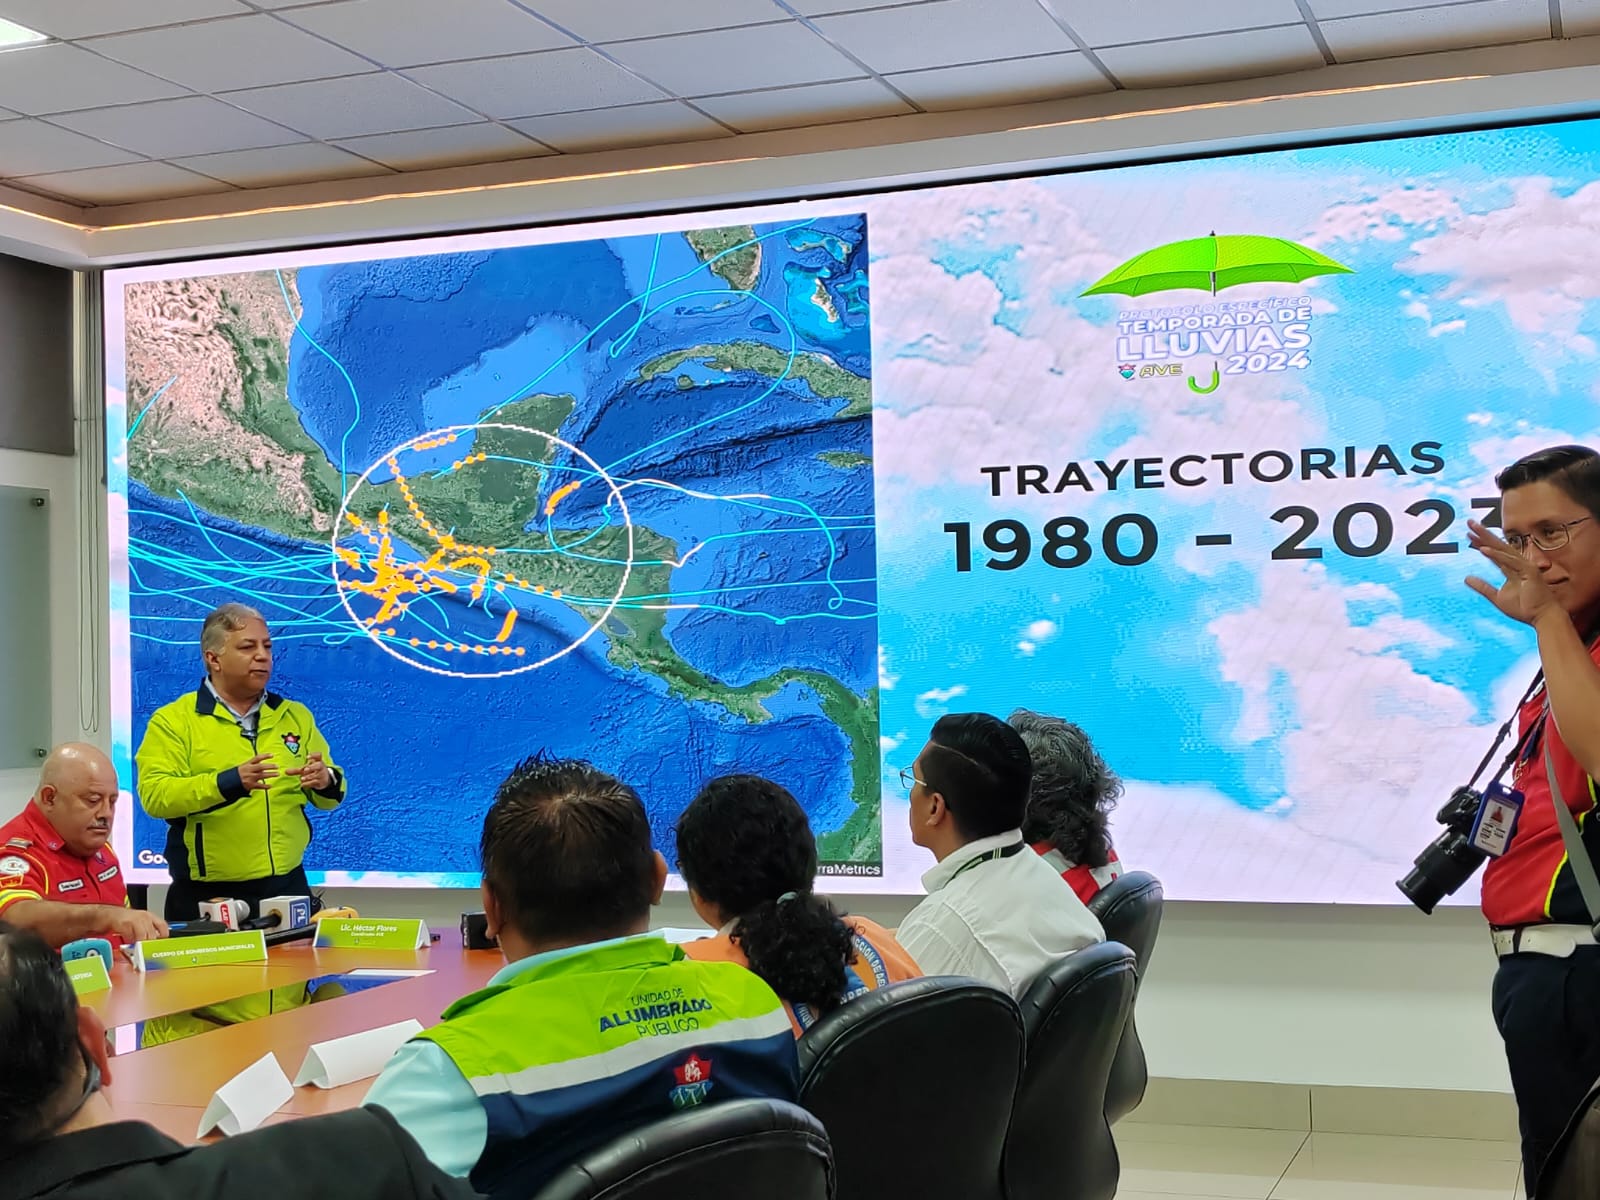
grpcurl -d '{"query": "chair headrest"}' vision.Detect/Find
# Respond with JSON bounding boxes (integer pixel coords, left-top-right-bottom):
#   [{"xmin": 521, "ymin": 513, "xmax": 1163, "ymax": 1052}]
[
  {"xmin": 535, "ymin": 1099, "xmax": 830, "ymax": 1200},
  {"xmin": 1016, "ymin": 942, "xmax": 1137, "ymax": 1034},
  {"xmin": 798, "ymin": 975, "xmax": 1021, "ymax": 1074},
  {"xmin": 1087, "ymin": 871, "xmax": 1164, "ymax": 921}
]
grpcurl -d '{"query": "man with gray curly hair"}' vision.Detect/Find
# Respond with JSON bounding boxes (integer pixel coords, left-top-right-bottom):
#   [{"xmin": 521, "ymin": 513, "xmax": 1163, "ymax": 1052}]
[
  {"xmin": 1008, "ymin": 709, "xmax": 1126, "ymax": 904},
  {"xmin": 136, "ymin": 603, "xmax": 345, "ymax": 921}
]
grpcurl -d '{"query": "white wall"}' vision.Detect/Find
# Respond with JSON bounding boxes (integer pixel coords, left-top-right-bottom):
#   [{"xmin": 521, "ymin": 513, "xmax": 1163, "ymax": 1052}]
[{"xmin": 0, "ymin": 443, "xmax": 89, "ymax": 819}]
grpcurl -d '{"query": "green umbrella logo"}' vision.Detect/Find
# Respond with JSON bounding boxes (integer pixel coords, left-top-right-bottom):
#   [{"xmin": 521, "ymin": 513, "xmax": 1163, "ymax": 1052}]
[
  {"xmin": 1083, "ymin": 233, "xmax": 1352, "ymax": 393},
  {"xmin": 1083, "ymin": 233, "xmax": 1353, "ymax": 297}
]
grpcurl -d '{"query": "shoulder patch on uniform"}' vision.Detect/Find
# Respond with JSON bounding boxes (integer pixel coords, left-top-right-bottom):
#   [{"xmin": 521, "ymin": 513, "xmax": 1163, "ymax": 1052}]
[
  {"xmin": 4, "ymin": 837, "xmax": 32, "ymax": 850},
  {"xmin": 0, "ymin": 854, "xmax": 29, "ymax": 878}
]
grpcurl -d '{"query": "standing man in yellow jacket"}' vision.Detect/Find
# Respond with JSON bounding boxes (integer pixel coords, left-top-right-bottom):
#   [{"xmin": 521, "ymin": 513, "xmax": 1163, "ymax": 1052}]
[{"xmin": 136, "ymin": 603, "xmax": 346, "ymax": 920}]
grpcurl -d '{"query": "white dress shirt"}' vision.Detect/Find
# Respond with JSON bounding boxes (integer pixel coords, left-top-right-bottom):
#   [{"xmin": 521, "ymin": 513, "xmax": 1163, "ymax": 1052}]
[{"xmin": 897, "ymin": 829, "xmax": 1105, "ymax": 998}]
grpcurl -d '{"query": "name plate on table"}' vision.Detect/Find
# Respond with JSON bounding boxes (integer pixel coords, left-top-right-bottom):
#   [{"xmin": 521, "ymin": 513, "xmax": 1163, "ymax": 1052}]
[
  {"xmin": 314, "ymin": 917, "xmax": 430, "ymax": 949},
  {"xmin": 66, "ymin": 955, "xmax": 112, "ymax": 994},
  {"xmin": 134, "ymin": 930, "xmax": 267, "ymax": 972}
]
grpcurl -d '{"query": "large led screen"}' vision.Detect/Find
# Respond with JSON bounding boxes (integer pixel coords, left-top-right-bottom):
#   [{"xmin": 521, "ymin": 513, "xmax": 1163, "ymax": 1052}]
[{"xmin": 107, "ymin": 117, "xmax": 1597, "ymax": 900}]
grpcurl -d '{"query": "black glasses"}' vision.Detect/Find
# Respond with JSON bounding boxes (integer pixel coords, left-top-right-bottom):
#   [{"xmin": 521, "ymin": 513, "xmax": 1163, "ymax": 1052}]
[
  {"xmin": 1507, "ymin": 517, "xmax": 1593, "ymax": 555},
  {"xmin": 897, "ymin": 767, "xmax": 926, "ymax": 792}
]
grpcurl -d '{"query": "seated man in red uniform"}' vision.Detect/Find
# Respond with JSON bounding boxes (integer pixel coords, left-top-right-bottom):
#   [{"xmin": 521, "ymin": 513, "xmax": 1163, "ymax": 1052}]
[{"xmin": 0, "ymin": 743, "xmax": 166, "ymax": 948}]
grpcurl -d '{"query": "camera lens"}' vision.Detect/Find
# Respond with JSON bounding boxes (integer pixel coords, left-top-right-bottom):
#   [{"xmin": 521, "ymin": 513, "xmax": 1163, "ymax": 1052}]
[{"xmin": 1397, "ymin": 830, "xmax": 1488, "ymax": 914}]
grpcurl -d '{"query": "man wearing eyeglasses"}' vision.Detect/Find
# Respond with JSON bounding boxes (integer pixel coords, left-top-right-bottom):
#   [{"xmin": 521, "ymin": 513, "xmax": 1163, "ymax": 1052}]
[
  {"xmin": 894, "ymin": 712, "xmax": 1103, "ymax": 998},
  {"xmin": 1465, "ymin": 444, "xmax": 1600, "ymax": 1192}
]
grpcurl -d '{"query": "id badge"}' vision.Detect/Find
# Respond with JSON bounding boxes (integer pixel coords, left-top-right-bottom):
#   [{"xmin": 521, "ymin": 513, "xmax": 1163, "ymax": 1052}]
[{"xmin": 1470, "ymin": 783, "xmax": 1525, "ymax": 858}]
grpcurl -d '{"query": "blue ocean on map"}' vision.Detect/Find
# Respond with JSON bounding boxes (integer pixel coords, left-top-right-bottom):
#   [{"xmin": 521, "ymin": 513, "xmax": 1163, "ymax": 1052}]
[{"xmin": 125, "ymin": 216, "xmax": 878, "ymax": 874}]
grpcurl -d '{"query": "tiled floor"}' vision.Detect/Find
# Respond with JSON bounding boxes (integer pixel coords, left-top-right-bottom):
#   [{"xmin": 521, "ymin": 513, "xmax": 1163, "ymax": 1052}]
[{"xmin": 1118, "ymin": 1124, "xmax": 1526, "ymax": 1199}]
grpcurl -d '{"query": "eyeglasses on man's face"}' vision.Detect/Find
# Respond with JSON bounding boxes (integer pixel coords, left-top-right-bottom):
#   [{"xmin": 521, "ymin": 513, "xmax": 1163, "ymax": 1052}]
[
  {"xmin": 1506, "ymin": 516, "xmax": 1593, "ymax": 555},
  {"xmin": 897, "ymin": 767, "xmax": 927, "ymax": 792}
]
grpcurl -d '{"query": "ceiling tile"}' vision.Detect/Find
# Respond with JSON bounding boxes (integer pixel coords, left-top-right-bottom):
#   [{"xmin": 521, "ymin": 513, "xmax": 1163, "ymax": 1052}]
[
  {"xmin": 1057, "ymin": 0, "xmax": 1307, "ymax": 47},
  {"xmin": 814, "ymin": 0, "xmax": 1077, "ymax": 73},
  {"xmin": 694, "ymin": 77, "xmax": 911, "ymax": 131},
  {"xmin": 507, "ymin": 100, "xmax": 732, "ymax": 152},
  {"xmin": 405, "ymin": 48, "xmax": 666, "ymax": 119},
  {"xmin": 282, "ymin": 0, "xmax": 574, "ymax": 68},
  {"xmin": 0, "ymin": 0, "xmax": 248, "ymax": 38},
  {"xmin": 886, "ymin": 51, "xmax": 1112, "ymax": 111},
  {"xmin": 0, "ymin": 118, "xmax": 141, "ymax": 176},
  {"xmin": 331, "ymin": 122, "xmax": 554, "ymax": 170},
  {"xmin": 1094, "ymin": 24, "xmax": 1324, "ymax": 87},
  {"xmin": 222, "ymin": 73, "xmax": 480, "ymax": 140},
  {"xmin": 1564, "ymin": 0, "xmax": 1600, "ymax": 36},
  {"xmin": 0, "ymin": 43, "xmax": 186, "ymax": 115},
  {"xmin": 1320, "ymin": 0, "xmax": 1549, "ymax": 59},
  {"xmin": 85, "ymin": 13, "xmax": 372, "ymax": 91},
  {"xmin": 1306, "ymin": 0, "xmax": 1476, "ymax": 16},
  {"xmin": 520, "ymin": 0, "xmax": 781, "ymax": 42},
  {"xmin": 14, "ymin": 160, "xmax": 232, "ymax": 205},
  {"xmin": 607, "ymin": 22, "xmax": 861, "ymax": 95},
  {"xmin": 172, "ymin": 141, "xmax": 394, "ymax": 188},
  {"xmin": 788, "ymin": 0, "xmax": 947, "ymax": 13},
  {"xmin": 48, "ymin": 96, "xmax": 304, "ymax": 158}
]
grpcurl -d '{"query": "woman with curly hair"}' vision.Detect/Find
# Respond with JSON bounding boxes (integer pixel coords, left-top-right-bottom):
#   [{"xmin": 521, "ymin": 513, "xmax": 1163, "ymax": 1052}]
[
  {"xmin": 677, "ymin": 774, "xmax": 919, "ymax": 1035},
  {"xmin": 1008, "ymin": 709, "xmax": 1126, "ymax": 903}
]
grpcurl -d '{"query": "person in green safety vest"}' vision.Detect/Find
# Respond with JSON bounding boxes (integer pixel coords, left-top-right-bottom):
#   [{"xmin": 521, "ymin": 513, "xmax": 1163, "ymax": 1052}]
[{"xmin": 364, "ymin": 755, "xmax": 799, "ymax": 1200}]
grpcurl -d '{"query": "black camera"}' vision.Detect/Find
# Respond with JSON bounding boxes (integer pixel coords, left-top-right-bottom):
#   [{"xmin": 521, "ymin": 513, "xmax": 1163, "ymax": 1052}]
[{"xmin": 1396, "ymin": 786, "xmax": 1489, "ymax": 914}]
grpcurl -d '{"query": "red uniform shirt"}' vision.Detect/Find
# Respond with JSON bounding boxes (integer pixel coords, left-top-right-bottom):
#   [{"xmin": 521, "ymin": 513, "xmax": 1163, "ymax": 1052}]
[
  {"xmin": 0, "ymin": 802, "xmax": 129, "ymax": 946},
  {"xmin": 1032, "ymin": 843, "xmax": 1125, "ymax": 905},
  {"xmin": 1482, "ymin": 639, "xmax": 1600, "ymax": 928}
]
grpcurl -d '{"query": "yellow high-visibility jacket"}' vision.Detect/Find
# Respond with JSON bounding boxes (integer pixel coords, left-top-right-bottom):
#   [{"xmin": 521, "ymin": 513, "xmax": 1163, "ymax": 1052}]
[{"xmin": 136, "ymin": 683, "xmax": 345, "ymax": 883}]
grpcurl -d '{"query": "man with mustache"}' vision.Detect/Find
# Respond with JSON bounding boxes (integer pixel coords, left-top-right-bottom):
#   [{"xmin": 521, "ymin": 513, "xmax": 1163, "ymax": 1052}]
[
  {"xmin": 137, "ymin": 603, "xmax": 345, "ymax": 921},
  {"xmin": 0, "ymin": 743, "xmax": 167, "ymax": 948}
]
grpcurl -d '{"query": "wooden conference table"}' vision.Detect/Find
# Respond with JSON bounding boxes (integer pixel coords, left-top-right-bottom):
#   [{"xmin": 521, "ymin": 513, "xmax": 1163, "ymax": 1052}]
[{"xmin": 86, "ymin": 943, "xmax": 508, "ymax": 1143}]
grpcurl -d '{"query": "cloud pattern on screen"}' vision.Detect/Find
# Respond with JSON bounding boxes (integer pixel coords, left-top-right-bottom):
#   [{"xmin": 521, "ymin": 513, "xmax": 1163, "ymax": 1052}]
[{"xmin": 870, "ymin": 134, "xmax": 1600, "ymax": 902}]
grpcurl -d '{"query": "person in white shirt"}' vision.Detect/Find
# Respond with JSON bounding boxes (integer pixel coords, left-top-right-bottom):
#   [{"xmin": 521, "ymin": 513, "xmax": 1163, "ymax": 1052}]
[{"xmin": 895, "ymin": 712, "xmax": 1104, "ymax": 997}]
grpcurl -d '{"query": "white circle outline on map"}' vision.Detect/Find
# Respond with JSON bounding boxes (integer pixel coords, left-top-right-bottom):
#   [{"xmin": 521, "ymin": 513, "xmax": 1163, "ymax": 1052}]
[{"xmin": 330, "ymin": 422, "xmax": 634, "ymax": 680}]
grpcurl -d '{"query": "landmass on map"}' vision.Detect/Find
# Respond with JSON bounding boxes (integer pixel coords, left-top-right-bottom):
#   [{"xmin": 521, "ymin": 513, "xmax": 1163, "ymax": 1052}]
[
  {"xmin": 124, "ymin": 271, "xmax": 342, "ymax": 543},
  {"xmin": 819, "ymin": 451, "xmax": 871, "ymax": 469},
  {"xmin": 686, "ymin": 225, "xmax": 762, "ymax": 291},
  {"xmin": 640, "ymin": 340, "xmax": 871, "ymax": 419}
]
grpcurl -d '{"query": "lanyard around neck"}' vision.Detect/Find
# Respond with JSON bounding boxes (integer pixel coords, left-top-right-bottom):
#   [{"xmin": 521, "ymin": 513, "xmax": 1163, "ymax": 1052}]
[{"xmin": 948, "ymin": 839, "xmax": 1026, "ymax": 883}]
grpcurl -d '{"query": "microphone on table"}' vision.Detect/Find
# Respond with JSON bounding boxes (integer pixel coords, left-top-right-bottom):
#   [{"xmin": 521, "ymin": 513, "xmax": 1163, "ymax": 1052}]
[
  {"xmin": 61, "ymin": 938, "xmax": 114, "ymax": 971},
  {"xmin": 239, "ymin": 896, "xmax": 312, "ymax": 932},
  {"xmin": 462, "ymin": 911, "xmax": 498, "ymax": 950},
  {"xmin": 198, "ymin": 898, "xmax": 250, "ymax": 930}
]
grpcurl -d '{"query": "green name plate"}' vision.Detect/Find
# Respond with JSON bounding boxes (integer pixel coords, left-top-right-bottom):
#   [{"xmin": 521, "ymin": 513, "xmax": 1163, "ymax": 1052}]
[
  {"xmin": 66, "ymin": 954, "xmax": 112, "ymax": 994},
  {"xmin": 314, "ymin": 917, "xmax": 430, "ymax": 950},
  {"xmin": 134, "ymin": 929, "xmax": 267, "ymax": 971}
]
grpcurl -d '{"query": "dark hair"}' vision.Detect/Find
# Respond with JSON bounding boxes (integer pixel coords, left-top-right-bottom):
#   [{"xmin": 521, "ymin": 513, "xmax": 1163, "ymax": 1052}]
[
  {"xmin": 481, "ymin": 756, "xmax": 657, "ymax": 946},
  {"xmin": 0, "ymin": 922, "xmax": 84, "ymax": 1154},
  {"xmin": 923, "ymin": 712, "xmax": 1033, "ymax": 840},
  {"xmin": 1496, "ymin": 445, "xmax": 1600, "ymax": 517},
  {"xmin": 675, "ymin": 775, "xmax": 855, "ymax": 1017},
  {"xmin": 1008, "ymin": 709, "xmax": 1121, "ymax": 867}
]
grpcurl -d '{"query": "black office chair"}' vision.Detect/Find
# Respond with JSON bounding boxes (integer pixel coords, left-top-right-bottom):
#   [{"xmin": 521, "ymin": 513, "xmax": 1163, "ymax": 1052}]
[
  {"xmin": 1003, "ymin": 941, "xmax": 1138, "ymax": 1200},
  {"xmin": 533, "ymin": 1099, "xmax": 833, "ymax": 1200},
  {"xmin": 1088, "ymin": 870, "xmax": 1164, "ymax": 1123},
  {"xmin": 799, "ymin": 976, "xmax": 1025, "ymax": 1200},
  {"xmin": 1540, "ymin": 1073, "xmax": 1600, "ymax": 1199}
]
